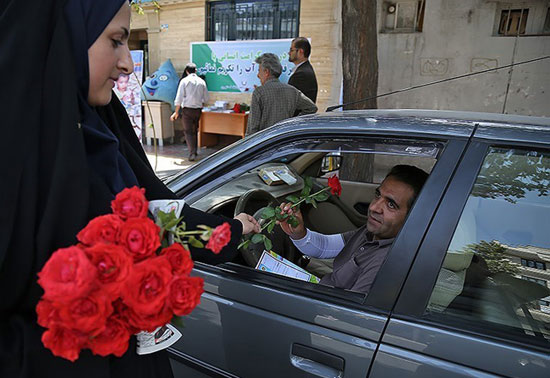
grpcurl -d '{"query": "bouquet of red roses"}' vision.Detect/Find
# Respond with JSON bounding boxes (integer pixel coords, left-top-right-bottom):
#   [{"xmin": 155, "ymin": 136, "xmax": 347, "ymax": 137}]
[{"xmin": 36, "ymin": 187, "xmax": 231, "ymax": 361}]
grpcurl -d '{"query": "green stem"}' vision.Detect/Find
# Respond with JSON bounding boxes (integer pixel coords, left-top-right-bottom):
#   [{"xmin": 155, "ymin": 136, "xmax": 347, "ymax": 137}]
[{"xmin": 290, "ymin": 186, "xmax": 330, "ymax": 208}]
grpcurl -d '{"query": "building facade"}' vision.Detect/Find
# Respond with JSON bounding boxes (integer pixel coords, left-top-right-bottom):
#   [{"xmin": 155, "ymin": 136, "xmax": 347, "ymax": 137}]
[{"xmin": 130, "ymin": 0, "xmax": 550, "ymax": 116}]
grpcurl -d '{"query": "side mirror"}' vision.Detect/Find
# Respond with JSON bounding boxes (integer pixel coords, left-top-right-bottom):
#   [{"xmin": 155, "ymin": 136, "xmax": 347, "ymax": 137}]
[{"xmin": 321, "ymin": 153, "xmax": 342, "ymax": 174}]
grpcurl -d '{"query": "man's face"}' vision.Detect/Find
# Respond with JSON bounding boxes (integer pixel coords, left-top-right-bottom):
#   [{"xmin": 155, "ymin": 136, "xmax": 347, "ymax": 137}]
[
  {"xmin": 257, "ymin": 65, "xmax": 269, "ymax": 85},
  {"xmin": 367, "ymin": 177, "xmax": 414, "ymax": 240},
  {"xmin": 288, "ymin": 43, "xmax": 299, "ymax": 63}
]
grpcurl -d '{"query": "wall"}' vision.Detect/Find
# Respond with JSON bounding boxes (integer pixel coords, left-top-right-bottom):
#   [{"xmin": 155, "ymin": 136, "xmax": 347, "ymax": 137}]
[
  {"xmin": 130, "ymin": 0, "xmax": 342, "ymax": 112},
  {"xmin": 131, "ymin": 0, "xmax": 549, "ymax": 117},
  {"xmin": 377, "ymin": 0, "xmax": 550, "ymax": 116}
]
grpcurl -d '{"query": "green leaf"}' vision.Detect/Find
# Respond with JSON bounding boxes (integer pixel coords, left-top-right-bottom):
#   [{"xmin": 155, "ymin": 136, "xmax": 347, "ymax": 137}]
[
  {"xmin": 285, "ymin": 195, "xmax": 300, "ymax": 203},
  {"xmin": 188, "ymin": 236, "xmax": 204, "ymax": 248},
  {"xmin": 310, "ymin": 199, "xmax": 318, "ymax": 208},
  {"xmin": 275, "ymin": 211, "xmax": 287, "ymax": 220},
  {"xmin": 261, "ymin": 207, "xmax": 276, "ymax": 219},
  {"xmin": 238, "ymin": 240, "xmax": 250, "ymax": 249},
  {"xmin": 313, "ymin": 191, "xmax": 329, "ymax": 202},
  {"xmin": 300, "ymin": 176, "xmax": 313, "ymax": 197},
  {"xmin": 251, "ymin": 234, "xmax": 264, "ymax": 244},
  {"xmin": 199, "ymin": 231, "xmax": 210, "ymax": 241},
  {"xmin": 267, "ymin": 221, "xmax": 275, "ymax": 233},
  {"xmin": 263, "ymin": 237, "xmax": 272, "ymax": 251},
  {"xmin": 196, "ymin": 225, "xmax": 210, "ymax": 230},
  {"xmin": 289, "ymin": 216, "xmax": 300, "ymax": 228}
]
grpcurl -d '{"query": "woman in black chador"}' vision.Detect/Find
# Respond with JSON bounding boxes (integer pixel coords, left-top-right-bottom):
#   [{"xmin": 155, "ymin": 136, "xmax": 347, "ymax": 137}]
[{"xmin": 0, "ymin": 1, "xmax": 258, "ymax": 377}]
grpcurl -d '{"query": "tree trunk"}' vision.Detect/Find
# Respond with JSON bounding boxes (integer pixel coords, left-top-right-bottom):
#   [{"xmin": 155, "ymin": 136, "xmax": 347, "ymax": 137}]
[{"xmin": 342, "ymin": 0, "xmax": 378, "ymax": 110}]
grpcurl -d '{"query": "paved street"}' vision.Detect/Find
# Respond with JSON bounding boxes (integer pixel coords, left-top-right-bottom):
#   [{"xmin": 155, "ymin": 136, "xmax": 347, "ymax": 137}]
[{"xmin": 142, "ymin": 137, "xmax": 235, "ymax": 173}]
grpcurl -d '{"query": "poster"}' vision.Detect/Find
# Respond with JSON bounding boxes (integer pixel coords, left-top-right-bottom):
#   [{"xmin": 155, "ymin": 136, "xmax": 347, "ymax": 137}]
[
  {"xmin": 114, "ymin": 50, "xmax": 144, "ymax": 142},
  {"xmin": 190, "ymin": 39, "xmax": 295, "ymax": 93}
]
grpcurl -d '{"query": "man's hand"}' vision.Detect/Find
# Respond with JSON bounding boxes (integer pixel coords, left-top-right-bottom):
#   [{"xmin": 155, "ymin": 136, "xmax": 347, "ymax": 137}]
[
  {"xmin": 234, "ymin": 213, "xmax": 261, "ymax": 235},
  {"xmin": 170, "ymin": 111, "xmax": 179, "ymax": 121},
  {"xmin": 277, "ymin": 202, "xmax": 306, "ymax": 240}
]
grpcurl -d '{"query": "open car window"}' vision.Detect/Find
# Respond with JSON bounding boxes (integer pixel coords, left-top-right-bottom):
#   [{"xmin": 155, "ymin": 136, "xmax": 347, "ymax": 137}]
[
  {"xmin": 186, "ymin": 136, "xmax": 443, "ymax": 300},
  {"xmin": 424, "ymin": 147, "xmax": 550, "ymax": 349}
]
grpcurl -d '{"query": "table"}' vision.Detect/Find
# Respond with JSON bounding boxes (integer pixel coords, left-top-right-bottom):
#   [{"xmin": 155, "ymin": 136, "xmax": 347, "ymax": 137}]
[{"xmin": 198, "ymin": 111, "xmax": 248, "ymax": 147}]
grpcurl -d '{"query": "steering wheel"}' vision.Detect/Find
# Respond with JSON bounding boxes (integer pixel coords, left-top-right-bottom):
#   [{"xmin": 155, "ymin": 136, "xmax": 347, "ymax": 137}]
[{"xmin": 234, "ymin": 189, "xmax": 278, "ymax": 267}]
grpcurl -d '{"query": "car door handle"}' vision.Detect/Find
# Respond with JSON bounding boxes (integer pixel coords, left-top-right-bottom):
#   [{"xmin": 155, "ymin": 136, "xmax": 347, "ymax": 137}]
[{"xmin": 290, "ymin": 343, "xmax": 344, "ymax": 378}]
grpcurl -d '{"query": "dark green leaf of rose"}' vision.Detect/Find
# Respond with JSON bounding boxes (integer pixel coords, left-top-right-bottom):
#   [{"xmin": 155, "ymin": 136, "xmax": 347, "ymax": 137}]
[
  {"xmin": 261, "ymin": 207, "xmax": 276, "ymax": 219},
  {"xmin": 314, "ymin": 191, "xmax": 329, "ymax": 201},
  {"xmin": 267, "ymin": 221, "xmax": 275, "ymax": 233},
  {"xmin": 251, "ymin": 234, "xmax": 264, "ymax": 244},
  {"xmin": 263, "ymin": 238, "xmax": 273, "ymax": 251},
  {"xmin": 285, "ymin": 195, "xmax": 300, "ymax": 203}
]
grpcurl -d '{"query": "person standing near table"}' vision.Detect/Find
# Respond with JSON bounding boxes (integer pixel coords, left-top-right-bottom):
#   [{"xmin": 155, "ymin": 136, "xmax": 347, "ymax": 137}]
[
  {"xmin": 170, "ymin": 63, "xmax": 209, "ymax": 161},
  {"xmin": 246, "ymin": 53, "xmax": 317, "ymax": 136}
]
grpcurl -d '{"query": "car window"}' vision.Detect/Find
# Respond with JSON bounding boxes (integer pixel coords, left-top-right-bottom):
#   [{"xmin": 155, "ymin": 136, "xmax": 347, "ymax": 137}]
[
  {"xmin": 187, "ymin": 136, "xmax": 442, "ymax": 300},
  {"xmin": 424, "ymin": 147, "xmax": 550, "ymax": 348}
]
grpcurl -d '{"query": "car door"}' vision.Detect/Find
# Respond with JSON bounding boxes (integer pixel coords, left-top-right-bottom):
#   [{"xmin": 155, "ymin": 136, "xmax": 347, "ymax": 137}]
[
  {"xmin": 166, "ymin": 125, "xmax": 471, "ymax": 377},
  {"xmin": 370, "ymin": 124, "xmax": 550, "ymax": 377}
]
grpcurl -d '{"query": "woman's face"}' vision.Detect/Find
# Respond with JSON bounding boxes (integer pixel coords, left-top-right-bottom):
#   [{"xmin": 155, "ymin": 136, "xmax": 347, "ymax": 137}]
[{"xmin": 88, "ymin": 4, "xmax": 133, "ymax": 106}]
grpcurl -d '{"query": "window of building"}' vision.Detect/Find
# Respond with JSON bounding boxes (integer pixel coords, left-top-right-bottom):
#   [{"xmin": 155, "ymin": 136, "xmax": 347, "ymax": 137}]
[
  {"xmin": 424, "ymin": 147, "xmax": 550, "ymax": 347},
  {"xmin": 521, "ymin": 275, "xmax": 548, "ymax": 287},
  {"xmin": 521, "ymin": 258, "xmax": 547, "ymax": 270},
  {"xmin": 498, "ymin": 9, "xmax": 529, "ymax": 35},
  {"xmin": 207, "ymin": 0, "xmax": 300, "ymax": 41},
  {"xmin": 382, "ymin": 1, "xmax": 425, "ymax": 33}
]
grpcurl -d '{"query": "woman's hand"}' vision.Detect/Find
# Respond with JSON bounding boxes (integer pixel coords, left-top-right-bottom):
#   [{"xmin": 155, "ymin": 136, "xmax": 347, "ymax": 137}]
[
  {"xmin": 277, "ymin": 202, "xmax": 306, "ymax": 240},
  {"xmin": 234, "ymin": 213, "xmax": 260, "ymax": 235},
  {"xmin": 170, "ymin": 111, "xmax": 179, "ymax": 121}
]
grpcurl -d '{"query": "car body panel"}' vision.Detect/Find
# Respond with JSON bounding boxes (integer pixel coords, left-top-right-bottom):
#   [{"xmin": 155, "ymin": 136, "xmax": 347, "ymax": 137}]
[
  {"xmin": 169, "ymin": 267, "xmax": 383, "ymax": 377},
  {"xmin": 378, "ymin": 319, "xmax": 550, "ymax": 378},
  {"xmin": 164, "ymin": 110, "xmax": 550, "ymax": 377}
]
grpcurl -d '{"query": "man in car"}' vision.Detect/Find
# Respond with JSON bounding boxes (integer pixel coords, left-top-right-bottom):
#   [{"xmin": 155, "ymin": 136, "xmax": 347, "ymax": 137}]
[{"xmin": 279, "ymin": 165, "xmax": 428, "ymax": 294}]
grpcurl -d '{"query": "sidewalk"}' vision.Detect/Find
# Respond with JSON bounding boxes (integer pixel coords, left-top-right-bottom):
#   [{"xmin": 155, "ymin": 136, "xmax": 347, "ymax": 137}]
[{"xmin": 142, "ymin": 139, "xmax": 233, "ymax": 173}]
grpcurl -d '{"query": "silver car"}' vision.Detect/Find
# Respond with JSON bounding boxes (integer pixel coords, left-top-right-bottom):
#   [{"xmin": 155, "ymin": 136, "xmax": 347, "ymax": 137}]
[{"xmin": 164, "ymin": 110, "xmax": 550, "ymax": 378}]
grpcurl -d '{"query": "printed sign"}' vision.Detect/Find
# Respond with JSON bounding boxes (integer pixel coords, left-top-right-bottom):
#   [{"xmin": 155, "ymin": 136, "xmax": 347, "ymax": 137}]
[
  {"xmin": 114, "ymin": 50, "xmax": 144, "ymax": 142},
  {"xmin": 191, "ymin": 39, "xmax": 296, "ymax": 93}
]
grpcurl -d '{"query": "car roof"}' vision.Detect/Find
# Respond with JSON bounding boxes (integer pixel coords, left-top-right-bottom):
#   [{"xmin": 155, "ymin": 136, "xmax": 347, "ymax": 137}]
[{"xmin": 256, "ymin": 109, "xmax": 550, "ymax": 144}]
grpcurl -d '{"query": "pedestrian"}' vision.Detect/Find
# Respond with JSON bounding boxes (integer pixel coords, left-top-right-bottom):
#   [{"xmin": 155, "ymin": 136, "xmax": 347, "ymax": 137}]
[
  {"xmin": 246, "ymin": 53, "xmax": 317, "ymax": 136},
  {"xmin": 0, "ymin": 1, "xmax": 258, "ymax": 377},
  {"xmin": 288, "ymin": 37, "xmax": 318, "ymax": 103},
  {"xmin": 170, "ymin": 63, "xmax": 209, "ymax": 162}
]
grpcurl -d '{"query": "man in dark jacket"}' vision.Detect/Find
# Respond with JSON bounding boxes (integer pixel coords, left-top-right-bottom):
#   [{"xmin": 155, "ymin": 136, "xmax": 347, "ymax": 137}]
[{"xmin": 288, "ymin": 37, "xmax": 318, "ymax": 103}]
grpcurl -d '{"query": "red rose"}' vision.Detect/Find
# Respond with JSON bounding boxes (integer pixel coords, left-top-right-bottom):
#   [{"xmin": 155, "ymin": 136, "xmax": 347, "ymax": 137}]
[
  {"xmin": 232, "ymin": 103, "xmax": 241, "ymax": 113},
  {"xmin": 125, "ymin": 304, "xmax": 173, "ymax": 332},
  {"xmin": 327, "ymin": 175, "xmax": 342, "ymax": 196},
  {"xmin": 36, "ymin": 299, "xmax": 59, "ymax": 329},
  {"xmin": 41, "ymin": 326, "xmax": 87, "ymax": 362},
  {"xmin": 111, "ymin": 186, "xmax": 148, "ymax": 220},
  {"xmin": 168, "ymin": 276, "xmax": 204, "ymax": 316},
  {"xmin": 85, "ymin": 243, "xmax": 133, "ymax": 299},
  {"xmin": 118, "ymin": 218, "xmax": 161, "ymax": 262},
  {"xmin": 77, "ymin": 214, "xmax": 124, "ymax": 246},
  {"xmin": 121, "ymin": 257, "xmax": 172, "ymax": 316},
  {"xmin": 160, "ymin": 243, "xmax": 193, "ymax": 275},
  {"xmin": 88, "ymin": 315, "xmax": 131, "ymax": 357},
  {"xmin": 38, "ymin": 246, "xmax": 97, "ymax": 303},
  {"xmin": 58, "ymin": 290, "xmax": 113, "ymax": 335},
  {"xmin": 205, "ymin": 222, "xmax": 231, "ymax": 254}
]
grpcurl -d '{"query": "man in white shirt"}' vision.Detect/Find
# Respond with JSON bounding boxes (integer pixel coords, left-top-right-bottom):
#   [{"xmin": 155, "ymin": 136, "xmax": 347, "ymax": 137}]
[{"xmin": 170, "ymin": 63, "xmax": 209, "ymax": 161}]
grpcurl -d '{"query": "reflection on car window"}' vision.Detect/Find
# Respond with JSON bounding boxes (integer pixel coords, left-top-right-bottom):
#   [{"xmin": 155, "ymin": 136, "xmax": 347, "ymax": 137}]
[{"xmin": 425, "ymin": 147, "xmax": 550, "ymax": 347}]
